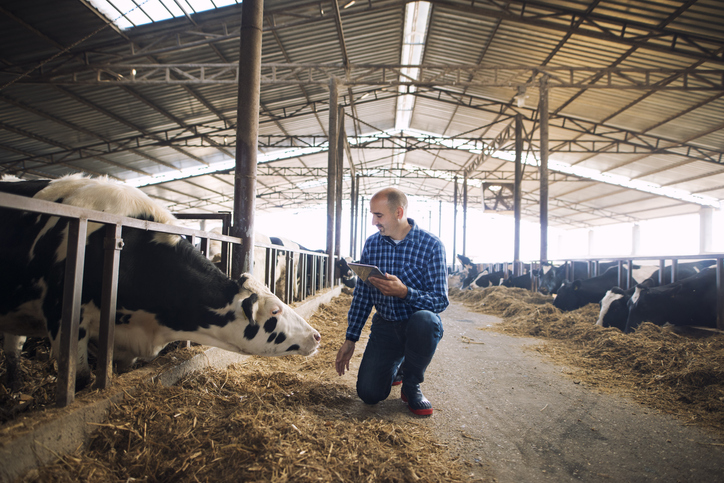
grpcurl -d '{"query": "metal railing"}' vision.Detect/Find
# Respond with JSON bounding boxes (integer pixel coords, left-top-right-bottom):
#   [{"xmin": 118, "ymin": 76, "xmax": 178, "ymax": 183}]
[
  {"xmin": 0, "ymin": 191, "xmax": 329, "ymax": 407},
  {"xmin": 459, "ymin": 255, "xmax": 724, "ymax": 330}
]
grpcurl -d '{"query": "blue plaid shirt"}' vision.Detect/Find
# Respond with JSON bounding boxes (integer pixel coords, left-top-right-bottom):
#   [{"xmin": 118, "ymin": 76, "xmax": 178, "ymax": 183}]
[{"xmin": 346, "ymin": 218, "xmax": 449, "ymax": 341}]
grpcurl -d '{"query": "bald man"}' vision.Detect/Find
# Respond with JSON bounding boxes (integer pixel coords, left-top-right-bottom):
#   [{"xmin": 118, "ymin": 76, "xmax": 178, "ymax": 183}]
[{"xmin": 335, "ymin": 188, "xmax": 449, "ymax": 416}]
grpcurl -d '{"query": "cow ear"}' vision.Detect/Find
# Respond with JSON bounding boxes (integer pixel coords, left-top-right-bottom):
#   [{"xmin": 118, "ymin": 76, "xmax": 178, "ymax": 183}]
[
  {"xmin": 572, "ymin": 280, "xmax": 582, "ymax": 290},
  {"xmin": 611, "ymin": 286, "xmax": 625, "ymax": 295},
  {"xmin": 237, "ymin": 274, "xmax": 250, "ymax": 288}
]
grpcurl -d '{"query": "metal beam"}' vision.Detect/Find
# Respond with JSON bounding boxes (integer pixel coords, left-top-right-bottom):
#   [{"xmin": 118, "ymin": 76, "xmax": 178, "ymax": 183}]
[{"xmin": 19, "ymin": 63, "xmax": 724, "ymax": 90}]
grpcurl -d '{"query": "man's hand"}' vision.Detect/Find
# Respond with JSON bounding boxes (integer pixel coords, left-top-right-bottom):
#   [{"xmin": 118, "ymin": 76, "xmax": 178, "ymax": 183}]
[
  {"xmin": 369, "ymin": 273, "xmax": 408, "ymax": 298},
  {"xmin": 335, "ymin": 340, "xmax": 356, "ymax": 376}
]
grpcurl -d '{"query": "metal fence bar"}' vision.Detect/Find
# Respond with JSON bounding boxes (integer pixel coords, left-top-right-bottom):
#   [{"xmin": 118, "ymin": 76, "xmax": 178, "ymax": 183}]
[
  {"xmin": 57, "ymin": 218, "xmax": 88, "ymax": 408},
  {"xmin": 97, "ymin": 223, "xmax": 123, "ymax": 390}
]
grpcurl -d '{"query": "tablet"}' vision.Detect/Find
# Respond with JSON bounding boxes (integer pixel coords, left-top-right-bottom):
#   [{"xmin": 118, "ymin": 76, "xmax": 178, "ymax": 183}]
[{"xmin": 348, "ymin": 262, "xmax": 387, "ymax": 286}]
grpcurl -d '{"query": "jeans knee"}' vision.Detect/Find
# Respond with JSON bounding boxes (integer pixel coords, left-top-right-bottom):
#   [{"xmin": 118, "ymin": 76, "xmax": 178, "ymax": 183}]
[{"xmin": 356, "ymin": 385, "xmax": 388, "ymax": 405}]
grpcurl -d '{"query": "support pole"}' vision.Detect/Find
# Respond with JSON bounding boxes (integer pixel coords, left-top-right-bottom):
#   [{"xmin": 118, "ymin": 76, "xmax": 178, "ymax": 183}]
[
  {"xmin": 349, "ymin": 168, "xmax": 355, "ymax": 257},
  {"xmin": 353, "ymin": 174, "xmax": 360, "ymax": 259},
  {"xmin": 539, "ymin": 77, "xmax": 549, "ymax": 264},
  {"xmin": 326, "ymin": 78, "xmax": 338, "ymax": 286},
  {"xmin": 453, "ymin": 176, "xmax": 458, "ymax": 272},
  {"xmin": 335, "ymin": 105, "xmax": 344, "ymax": 283},
  {"xmin": 462, "ymin": 172, "xmax": 468, "ymax": 257},
  {"xmin": 231, "ymin": 0, "xmax": 263, "ymax": 279},
  {"xmin": 514, "ymin": 114, "xmax": 522, "ymax": 276}
]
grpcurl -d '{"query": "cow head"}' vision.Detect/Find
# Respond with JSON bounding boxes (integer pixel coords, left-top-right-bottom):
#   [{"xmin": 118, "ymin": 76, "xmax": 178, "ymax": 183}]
[
  {"xmin": 207, "ymin": 274, "xmax": 321, "ymax": 357},
  {"xmin": 552, "ymin": 279, "xmax": 581, "ymax": 311},
  {"xmin": 596, "ymin": 286, "xmax": 628, "ymax": 330}
]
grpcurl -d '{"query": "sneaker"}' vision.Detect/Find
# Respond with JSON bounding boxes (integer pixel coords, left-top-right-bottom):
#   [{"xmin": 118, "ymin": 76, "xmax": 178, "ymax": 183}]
[{"xmin": 400, "ymin": 383, "xmax": 433, "ymax": 416}]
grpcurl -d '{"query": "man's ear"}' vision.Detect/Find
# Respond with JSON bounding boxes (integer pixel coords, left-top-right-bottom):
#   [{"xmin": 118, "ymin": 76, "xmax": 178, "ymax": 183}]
[{"xmin": 396, "ymin": 205, "xmax": 404, "ymax": 220}]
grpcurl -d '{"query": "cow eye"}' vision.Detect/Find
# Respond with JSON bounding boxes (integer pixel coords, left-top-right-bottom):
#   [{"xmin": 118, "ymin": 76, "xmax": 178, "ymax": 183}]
[{"xmin": 272, "ymin": 308, "xmax": 280, "ymax": 315}]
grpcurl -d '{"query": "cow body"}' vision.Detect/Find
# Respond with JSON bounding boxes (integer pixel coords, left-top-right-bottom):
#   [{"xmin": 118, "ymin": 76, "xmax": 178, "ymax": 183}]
[
  {"xmin": 0, "ymin": 175, "xmax": 321, "ymax": 390},
  {"xmin": 553, "ymin": 267, "xmax": 627, "ymax": 312},
  {"xmin": 596, "ymin": 261, "xmax": 713, "ymax": 331},
  {"xmin": 624, "ymin": 267, "xmax": 717, "ymax": 334},
  {"xmin": 463, "ymin": 269, "xmax": 510, "ymax": 289},
  {"xmin": 539, "ymin": 261, "xmax": 618, "ymax": 295},
  {"xmin": 501, "ymin": 272, "xmax": 533, "ymax": 289}
]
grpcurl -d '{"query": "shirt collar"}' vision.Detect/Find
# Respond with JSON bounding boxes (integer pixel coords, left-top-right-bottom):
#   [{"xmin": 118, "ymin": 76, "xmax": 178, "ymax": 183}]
[{"xmin": 382, "ymin": 218, "xmax": 418, "ymax": 245}]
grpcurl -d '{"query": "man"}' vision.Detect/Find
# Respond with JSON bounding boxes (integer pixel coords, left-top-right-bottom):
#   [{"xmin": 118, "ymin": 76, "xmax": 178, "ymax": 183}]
[{"xmin": 335, "ymin": 188, "xmax": 449, "ymax": 416}]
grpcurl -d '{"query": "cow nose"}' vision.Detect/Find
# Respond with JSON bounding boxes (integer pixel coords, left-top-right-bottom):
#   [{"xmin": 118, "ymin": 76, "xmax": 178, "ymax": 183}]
[{"xmin": 313, "ymin": 332, "xmax": 321, "ymax": 342}]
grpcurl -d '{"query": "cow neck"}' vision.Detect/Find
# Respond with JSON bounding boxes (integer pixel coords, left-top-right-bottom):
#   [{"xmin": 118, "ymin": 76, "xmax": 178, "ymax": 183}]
[{"xmin": 119, "ymin": 232, "xmax": 240, "ymax": 331}]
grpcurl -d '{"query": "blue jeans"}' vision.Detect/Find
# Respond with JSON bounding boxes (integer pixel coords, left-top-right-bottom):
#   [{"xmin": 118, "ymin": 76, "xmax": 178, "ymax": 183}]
[{"xmin": 356, "ymin": 310, "xmax": 444, "ymax": 405}]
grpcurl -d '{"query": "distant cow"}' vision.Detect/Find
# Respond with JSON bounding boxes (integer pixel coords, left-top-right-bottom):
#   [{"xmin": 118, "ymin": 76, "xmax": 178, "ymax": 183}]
[
  {"xmin": 596, "ymin": 261, "xmax": 714, "ymax": 331},
  {"xmin": 463, "ymin": 269, "xmax": 511, "ymax": 289},
  {"xmin": 539, "ymin": 261, "xmax": 618, "ymax": 295},
  {"xmin": 336, "ymin": 257, "xmax": 357, "ymax": 288},
  {"xmin": 500, "ymin": 272, "xmax": 533, "ymax": 290},
  {"xmin": 0, "ymin": 175, "xmax": 321, "ymax": 391},
  {"xmin": 553, "ymin": 267, "xmax": 627, "ymax": 312},
  {"xmin": 624, "ymin": 267, "xmax": 718, "ymax": 334}
]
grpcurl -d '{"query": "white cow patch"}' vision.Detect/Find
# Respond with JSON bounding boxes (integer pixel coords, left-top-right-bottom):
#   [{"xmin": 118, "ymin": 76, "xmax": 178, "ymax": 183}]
[
  {"xmin": 631, "ymin": 286, "xmax": 644, "ymax": 305},
  {"xmin": 596, "ymin": 291, "xmax": 623, "ymax": 327},
  {"xmin": 34, "ymin": 174, "xmax": 180, "ymax": 247}
]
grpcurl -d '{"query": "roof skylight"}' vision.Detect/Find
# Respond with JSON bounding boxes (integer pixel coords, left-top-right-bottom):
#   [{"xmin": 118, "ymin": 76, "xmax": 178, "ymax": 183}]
[{"xmin": 88, "ymin": 0, "xmax": 240, "ymax": 30}]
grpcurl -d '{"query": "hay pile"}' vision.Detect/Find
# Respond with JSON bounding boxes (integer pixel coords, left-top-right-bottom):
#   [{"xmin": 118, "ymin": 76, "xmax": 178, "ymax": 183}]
[
  {"xmin": 17, "ymin": 293, "xmax": 466, "ymax": 482},
  {"xmin": 449, "ymin": 285, "xmax": 724, "ymax": 432}
]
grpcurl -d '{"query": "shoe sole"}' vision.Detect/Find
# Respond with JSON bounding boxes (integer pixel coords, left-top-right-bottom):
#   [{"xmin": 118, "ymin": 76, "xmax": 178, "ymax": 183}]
[
  {"xmin": 400, "ymin": 392, "xmax": 433, "ymax": 416},
  {"xmin": 392, "ymin": 380, "xmax": 402, "ymax": 386}
]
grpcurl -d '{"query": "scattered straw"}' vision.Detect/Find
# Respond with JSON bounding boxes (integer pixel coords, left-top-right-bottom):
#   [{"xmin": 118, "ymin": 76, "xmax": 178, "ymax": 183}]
[
  {"xmin": 6, "ymin": 293, "xmax": 467, "ymax": 482},
  {"xmin": 450, "ymin": 284, "xmax": 724, "ymax": 433}
]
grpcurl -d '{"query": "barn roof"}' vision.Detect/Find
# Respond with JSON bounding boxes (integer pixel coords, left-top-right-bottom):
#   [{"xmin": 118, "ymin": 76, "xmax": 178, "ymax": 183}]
[{"xmin": 1, "ymin": 0, "xmax": 723, "ymax": 228}]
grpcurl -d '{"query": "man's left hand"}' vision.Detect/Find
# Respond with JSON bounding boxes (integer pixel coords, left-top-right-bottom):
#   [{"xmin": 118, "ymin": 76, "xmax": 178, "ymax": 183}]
[{"xmin": 369, "ymin": 273, "xmax": 408, "ymax": 298}]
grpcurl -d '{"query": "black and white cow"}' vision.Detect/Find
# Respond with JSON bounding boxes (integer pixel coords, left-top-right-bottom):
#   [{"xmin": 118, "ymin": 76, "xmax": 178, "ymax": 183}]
[
  {"xmin": 596, "ymin": 261, "xmax": 714, "ymax": 331},
  {"xmin": 624, "ymin": 267, "xmax": 718, "ymax": 334},
  {"xmin": 538, "ymin": 261, "xmax": 618, "ymax": 295},
  {"xmin": 553, "ymin": 266, "xmax": 628, "ymax": 312},
  {"xmin": 0, "ymin": 175, "xmax": 321, "ymax": 390},
  {"xmin": 270, "ymin": 236, "xmax": 302, "ymax": 301},
  {"xmin": 463, "ymin": 269, "xmax": 511, "ymax": 289},
  {"xmin": 336, "ymin": 257, "xmax": 357, "ymax": 288},
  {"xmin": 500, "ymin": 272, "xmax": 533, "ymax": 290}
]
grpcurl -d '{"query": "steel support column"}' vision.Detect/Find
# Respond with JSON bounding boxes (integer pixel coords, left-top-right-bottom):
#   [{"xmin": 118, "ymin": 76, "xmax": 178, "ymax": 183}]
[
  {"xmin": 326, "ymin": 79, "xmax": 338, "ymax": 286},
  {"xmin": 539, "ymin": 77, "xmax": 549, "ymax": 263},
  {"xmin": 462, "ymin": 172, "xmax": 468, "ymax": 257},
  {"xmin": 231, "ymin": 0, "xmax": 263, "ymax": 278},
  {"xmin": 335, "ymin": 105, "xmax": 344, "ymax": 282},
  {"xmin": 514, "ymin": 114, "xmax": 522, "ymax": 276},
  {"xmin": 453, "ymin": 176, "xmax": 458, "ymax": 271}
]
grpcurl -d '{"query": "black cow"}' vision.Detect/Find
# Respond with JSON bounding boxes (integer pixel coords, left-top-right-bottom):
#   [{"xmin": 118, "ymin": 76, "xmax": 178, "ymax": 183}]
[
  {"xmin": 596, "ymin": 261, "xmax": 715, "ymax": 331},
  {"xmin": 0, "ymin": 175, "xmax": 321, "ymax": 391},
  {"xmin": 464, "ymin": 270, "xmax": 511, "ymax": 289},
  {"xmin": 500, "ymin": 272, "xmax": 533, "ymax": 289},
  {"xmin": 539, "ymin": 261, "xmax": 618, "ymax": 295},
  {"xmin": 553, "ymin": 267, "xmax": 627, "ymax": 312},
  {"xmin": 624, "ymin": 267, "xmax": 718, "ymax": 334}
]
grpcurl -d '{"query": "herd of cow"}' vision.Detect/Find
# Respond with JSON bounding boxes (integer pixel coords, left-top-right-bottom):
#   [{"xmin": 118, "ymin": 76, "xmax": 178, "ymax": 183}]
[
  {"xmin": 456, "ymin": 254, "xmax": 720, "ymax": 334},
  {"xmin": 0, "ymin": 173, "xmax": 718, "ymax": 400}
]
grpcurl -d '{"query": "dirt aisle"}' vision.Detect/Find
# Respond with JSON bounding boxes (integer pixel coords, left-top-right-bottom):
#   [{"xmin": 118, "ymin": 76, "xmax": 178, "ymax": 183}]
[{"xmin": 339, "ymin": 301, "xmax": 724, "ymax": 482}]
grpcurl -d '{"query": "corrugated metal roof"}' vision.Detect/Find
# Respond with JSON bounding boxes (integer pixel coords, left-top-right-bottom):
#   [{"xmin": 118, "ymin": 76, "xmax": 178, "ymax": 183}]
[{"xmin": 1, "ymin": 0, "xmax": 723, "ymax": 227}]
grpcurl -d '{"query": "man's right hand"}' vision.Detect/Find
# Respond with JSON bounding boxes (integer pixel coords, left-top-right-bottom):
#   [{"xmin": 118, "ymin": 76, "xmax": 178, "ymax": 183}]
[{"xmin": 335, "ymin": 340, "xmax": 356, "ymax": 376}]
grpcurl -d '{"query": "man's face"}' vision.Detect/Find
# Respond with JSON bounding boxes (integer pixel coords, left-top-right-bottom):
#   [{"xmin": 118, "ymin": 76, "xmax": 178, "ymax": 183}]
[{"xmin": 370, "ymin": 197, "xmax": 398, "ymax": 236}]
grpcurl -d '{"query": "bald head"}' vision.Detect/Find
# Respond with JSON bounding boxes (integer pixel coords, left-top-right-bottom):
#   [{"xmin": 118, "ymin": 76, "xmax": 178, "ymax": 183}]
[{"xmin": 371, "ymin": 188, "xmax": 408, "ymax": 218}]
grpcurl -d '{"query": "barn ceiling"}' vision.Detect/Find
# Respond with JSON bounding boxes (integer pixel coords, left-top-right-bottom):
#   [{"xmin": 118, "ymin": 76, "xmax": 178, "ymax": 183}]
[{"xmin": 1, "ymin": 0, "xmax": 724, "ymax": 229}]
